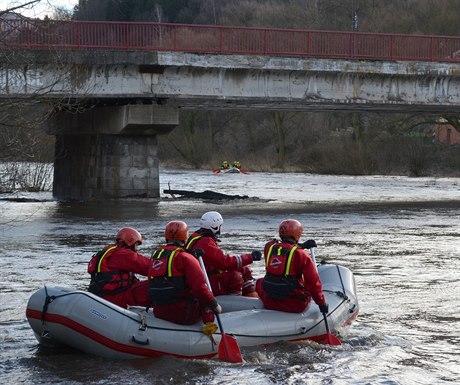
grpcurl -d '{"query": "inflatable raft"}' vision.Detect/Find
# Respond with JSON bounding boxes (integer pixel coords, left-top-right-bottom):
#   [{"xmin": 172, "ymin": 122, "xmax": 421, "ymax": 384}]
[
  {"xmin": 212, "ymin": 167, "xmax": 249, "ymax": 174},
  {"xmin": 26, "ymin": 263, "xmax": 359, "ymax": 360}
]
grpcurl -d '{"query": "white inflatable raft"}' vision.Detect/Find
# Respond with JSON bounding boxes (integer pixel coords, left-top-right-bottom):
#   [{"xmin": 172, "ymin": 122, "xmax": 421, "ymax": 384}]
[{"xmin": 26, "ymin": 263, "xmax": 359, "ymax": 360}]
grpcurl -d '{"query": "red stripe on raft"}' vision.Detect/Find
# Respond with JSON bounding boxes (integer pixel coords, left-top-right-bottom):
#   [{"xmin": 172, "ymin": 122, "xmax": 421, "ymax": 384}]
[
  {"xmin": 26, "ymin": 308, "xmax": 216, "ymax": 360},
  {"xmin": 26, "ymin": 307, "xmax": 360, "ymax": 356}
]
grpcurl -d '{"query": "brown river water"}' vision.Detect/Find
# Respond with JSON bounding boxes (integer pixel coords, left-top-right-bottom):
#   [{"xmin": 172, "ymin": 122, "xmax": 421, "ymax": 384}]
[{"xmin": 1, "ymin": 169, "xmax": 459, "ymax": 384}]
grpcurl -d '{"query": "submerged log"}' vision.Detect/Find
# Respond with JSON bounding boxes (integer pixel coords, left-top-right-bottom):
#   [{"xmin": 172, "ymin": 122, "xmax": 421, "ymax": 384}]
[{"xmin": 163, "ymin": 189, "xmax": 249, "ymax": 200}]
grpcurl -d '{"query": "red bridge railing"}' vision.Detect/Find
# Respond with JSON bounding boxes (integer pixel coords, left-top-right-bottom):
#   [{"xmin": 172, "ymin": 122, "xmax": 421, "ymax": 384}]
[{"xmin": 1, "ymin": 19, "xmax": 460, "ymax": 63}]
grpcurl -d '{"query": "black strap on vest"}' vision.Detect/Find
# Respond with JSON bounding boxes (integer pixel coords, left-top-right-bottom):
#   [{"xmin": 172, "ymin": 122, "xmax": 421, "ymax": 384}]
[
  {"xmin": 88, "ymin": 245, "xmax": 135, "ymax": 296},
  {"xmin": 148, "ymin": 248, "xmax": 189, "ymax": 305}
]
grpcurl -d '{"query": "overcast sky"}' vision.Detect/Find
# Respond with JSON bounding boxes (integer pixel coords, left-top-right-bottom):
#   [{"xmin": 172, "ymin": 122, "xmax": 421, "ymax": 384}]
[{"xmin": 1, "ymin": 0, "xmax": 77, "ymax": 18}]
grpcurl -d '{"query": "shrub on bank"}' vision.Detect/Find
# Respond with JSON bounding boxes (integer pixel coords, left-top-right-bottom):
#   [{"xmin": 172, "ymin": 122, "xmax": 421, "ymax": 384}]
[{"xmin": 0, "ymin": 162, "xmax": 53, "ymax": 193}]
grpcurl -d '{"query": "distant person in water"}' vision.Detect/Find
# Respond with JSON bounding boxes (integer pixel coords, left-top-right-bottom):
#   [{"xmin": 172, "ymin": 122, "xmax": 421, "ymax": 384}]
[
  {"xmin": 232, "ymin": 160, "xmax": 241, "ymax": 169},
  {"xmin": 220, "ymin": 160, "xmax": 229, "ymax": 170},
  {"xmin": 256, "ymin": 219, "xmax": 329, "ymax": 314},
  {"xmin": 87, "ymin": 227, "xmax": 150, "ymax": 308},
  {"xmin": 186, "ymin": 211, "xmax": 262, "ymax": 297}
]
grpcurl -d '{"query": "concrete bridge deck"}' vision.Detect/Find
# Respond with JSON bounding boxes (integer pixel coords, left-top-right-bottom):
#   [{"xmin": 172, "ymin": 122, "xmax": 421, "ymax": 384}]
[
  {"xmin": 1, "ymin": 21, "xmax": 460, "ymax": 200},
  {"xmin": 2, "ymin": 50, "xmax": 460, "ymax": 113}
]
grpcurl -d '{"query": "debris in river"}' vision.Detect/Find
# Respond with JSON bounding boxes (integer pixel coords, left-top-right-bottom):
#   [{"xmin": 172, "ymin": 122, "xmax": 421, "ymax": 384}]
[{"xmin": 163, "ymin": 188, "xmax": 249, "ymax": 200}]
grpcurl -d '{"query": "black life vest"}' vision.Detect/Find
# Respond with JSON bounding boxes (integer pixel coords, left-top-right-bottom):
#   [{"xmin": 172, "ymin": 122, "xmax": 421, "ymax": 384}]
[
  {"xmin": 262, "ymin": 244, "xmax": 304, "ymax": 300},
  {"xmin": 87, "ymin": 245, "xmax": 136, "ymax": 296},
  {"xmin": 148, "ymin": 247, "xmax": 190, "ymax": 305}
]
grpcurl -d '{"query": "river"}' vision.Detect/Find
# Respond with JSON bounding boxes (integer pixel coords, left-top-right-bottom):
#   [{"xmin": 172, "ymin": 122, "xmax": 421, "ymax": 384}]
[{"xmin": 1, "ymin": 169, "xmax": 459, "ymax": 384}]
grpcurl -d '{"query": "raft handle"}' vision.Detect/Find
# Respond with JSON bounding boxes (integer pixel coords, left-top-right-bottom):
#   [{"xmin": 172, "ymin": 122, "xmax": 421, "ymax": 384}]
[{"xmin": 132, "ymin": 336, "xmax": 150, "ymax": 346}]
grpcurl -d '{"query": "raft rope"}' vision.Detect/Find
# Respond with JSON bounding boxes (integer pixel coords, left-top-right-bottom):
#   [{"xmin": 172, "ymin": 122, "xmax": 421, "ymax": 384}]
[
  {"xmin": 233, "ymin": 264, "xmax": 350, "ymax": 340},
  {"xmin": 323, "ymin": 289, "xmax": 348, "ymax": 300},
  {"xmin": 336, "ymin": 264, "xmax": 347, "ymax": 296},
  {"xmin": 41, "ymin": 285, "xmax": 56, "ymax": 324},
  {"xmin": 37, "ymin": 288, "xmax": 206, "ymax": 334},
  {"xmin": 318, "ymin": 261, "xmax": 348, "ymax": 298},
  {"xmin": 232, "ymin": 292, "xmax": 349, "ymax": 339},
  {"xmin": 37, "ymin": 266, "xmax": 352, "ymax": 339}
]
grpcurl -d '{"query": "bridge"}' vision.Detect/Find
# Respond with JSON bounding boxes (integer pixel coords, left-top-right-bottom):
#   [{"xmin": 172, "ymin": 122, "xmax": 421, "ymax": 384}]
[{"xmin": 1, "ymin": 20, "xmax": 460, "ymax": 201}]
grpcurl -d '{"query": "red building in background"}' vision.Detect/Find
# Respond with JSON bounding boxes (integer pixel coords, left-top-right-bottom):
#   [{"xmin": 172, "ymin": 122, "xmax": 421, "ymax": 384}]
[{"xmin": 434, "ymin": 123, "xmax": 460, "ymax": 145}]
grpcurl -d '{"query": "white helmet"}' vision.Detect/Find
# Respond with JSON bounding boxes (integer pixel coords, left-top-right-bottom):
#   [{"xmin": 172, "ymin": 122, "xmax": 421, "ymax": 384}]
[{"xmin": 200, "ymin": 211, "xmax": 223, "ymax": 235}]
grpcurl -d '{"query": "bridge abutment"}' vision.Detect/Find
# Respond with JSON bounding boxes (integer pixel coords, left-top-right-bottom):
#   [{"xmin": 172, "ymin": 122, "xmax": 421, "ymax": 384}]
[{"xmin": 48, "ymin": 104, "xmax": 178, "ymax": 201}]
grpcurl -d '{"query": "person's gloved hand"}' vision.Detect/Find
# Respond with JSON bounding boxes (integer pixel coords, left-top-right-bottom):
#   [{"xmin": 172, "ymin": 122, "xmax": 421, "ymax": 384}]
[
  {"xmin": 202, "ymin": 308, "xmax": 215, "ymax": 324},
  {"xmin": 202, "ymin": 303, "xmax": 222, "ymax": 323},
  {"xmin": 300, "ymin": 239, "xmax": 317, "ymax": 249},
  {"xmin": 251, "ymin": 250, "xmax": 262, "ymax": 261},
  {"xmin": 319, "ymin": 303, "xmax": 329, "ymax": 314}
]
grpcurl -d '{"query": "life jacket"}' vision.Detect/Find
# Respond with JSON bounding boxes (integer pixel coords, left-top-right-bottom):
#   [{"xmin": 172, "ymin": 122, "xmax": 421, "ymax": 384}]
[
  {"xmin": 148, "ymin": 247, "xmax": 191, "ymax": 305},
  {"xmin": 185, "ymin": 232, "xmax": 221, "ymax": 275},
  {"xmin": 185, "ymin": 233, "xmax": 204, "ymax": 250},
  {"xmin": 87, "ymin": 245, "xmax": 136, "ymax": 296},
  {"xmin": 262, "ymin": 243, "xmax": 306, "ymax": 300}
]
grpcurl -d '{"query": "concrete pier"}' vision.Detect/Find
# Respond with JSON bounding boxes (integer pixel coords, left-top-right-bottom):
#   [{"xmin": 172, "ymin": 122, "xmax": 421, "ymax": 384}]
[{"xmin": 48, "ymin": 104, "xmax": 178, "ymax": 200}]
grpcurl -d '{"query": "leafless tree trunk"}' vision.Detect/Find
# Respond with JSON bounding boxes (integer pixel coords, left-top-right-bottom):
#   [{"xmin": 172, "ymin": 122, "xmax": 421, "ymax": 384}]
[
  {"xmin": 0, "ymin": 2, "xmax": 87, "ymax": 192},
  {"xmin": 268, "ymin": 111, "xmax": 298, "ymax": 169}
]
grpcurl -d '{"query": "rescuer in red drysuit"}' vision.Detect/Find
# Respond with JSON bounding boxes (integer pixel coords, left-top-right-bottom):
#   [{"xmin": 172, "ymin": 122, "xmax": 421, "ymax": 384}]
[
  {"xmin": 147, "ymin": 220, "xmax": 221, "ymax": 325},
  {"xmin": 185, "ymin": 211, "xmax": 262, "ymax": 297},
  {"xmin": 87, "ymin": 227, "xmax": 150, "ymax": 308},
  {"xmin": 256, "ymin": 219, "xmax": 329, "ymax": 314}
]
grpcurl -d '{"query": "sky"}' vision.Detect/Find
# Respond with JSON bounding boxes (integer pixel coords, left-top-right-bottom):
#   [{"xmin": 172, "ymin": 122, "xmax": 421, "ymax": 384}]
[{"xmin": 1, "ymin": 0, "xmax": 78, "ymax": 18}]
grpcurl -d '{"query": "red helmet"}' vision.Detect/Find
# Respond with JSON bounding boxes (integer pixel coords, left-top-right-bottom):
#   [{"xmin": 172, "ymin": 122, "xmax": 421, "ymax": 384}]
[
  {"xmin": 279, "ymin": 219, "xmax": 303, "ymax": 243},
  {"xmin": 165, "ymin": 221, "xmax": 189, "ymax": 244},
  {"xmin": 116, "ymin": 227, "xmax": 142, "ymax": 247}
]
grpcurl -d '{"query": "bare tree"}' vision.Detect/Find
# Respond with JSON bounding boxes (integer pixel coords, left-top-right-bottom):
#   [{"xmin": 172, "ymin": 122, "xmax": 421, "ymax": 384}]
[
  {"xmin": 266, "ymin": 111, "xmax": 298, "ymax": 169},
  {"xmin": 0, "ymin": 2, "xmax": 87, "ymax": 192}
]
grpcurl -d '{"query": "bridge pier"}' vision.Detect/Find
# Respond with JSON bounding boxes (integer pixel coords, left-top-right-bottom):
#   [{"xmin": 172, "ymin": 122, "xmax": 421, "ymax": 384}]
[{"xmin": 48, "ymin": 104, "xmax": 178, "ymax": 201}]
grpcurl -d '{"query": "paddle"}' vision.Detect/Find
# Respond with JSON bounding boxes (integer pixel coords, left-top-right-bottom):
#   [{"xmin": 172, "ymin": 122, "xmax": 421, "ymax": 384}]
[
  {"xmin": 198, "ymin": 256, "xmax": 243, "ymax": 363},
  {"xmin": 309, "ymin": 247, "xmax": 342, "ymax": 346},
  {"xmin": 212, "ymin": 169, "xmax": 221, "ymax": 173}
]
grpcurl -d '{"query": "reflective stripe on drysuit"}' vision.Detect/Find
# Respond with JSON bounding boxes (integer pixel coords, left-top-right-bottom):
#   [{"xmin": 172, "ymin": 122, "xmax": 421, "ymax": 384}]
[
  {"xmin": 88, "ymin": 245, "xmax": 137, "ymax": 296},
  {"xmin": 148, "ymin": 247, "xmax": 189, "ymax": 305},
  {"xmin": 185, "ymin": 235, "xmax": 202, "ymax": 250},
  {"xmin": 186, "ymin": 234, "xmax": 222, "ymax": 274},
  {"xmin": 186, "ymin": 233, "xmax": 245, "ymax": 274},
  {"xmin": 262, "ymin": 244, "xmax": 306, "ymax": 300}
]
